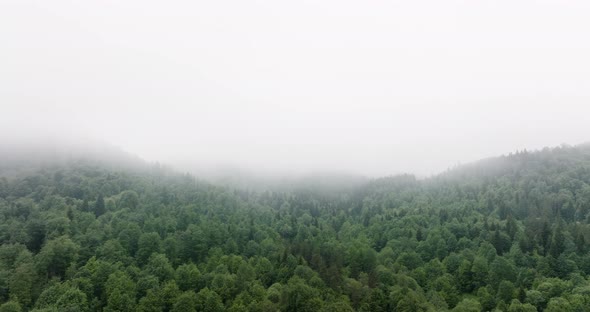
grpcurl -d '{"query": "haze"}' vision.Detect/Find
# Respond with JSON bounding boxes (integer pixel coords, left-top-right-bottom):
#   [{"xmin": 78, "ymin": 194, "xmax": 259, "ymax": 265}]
[{"xmin": 2, "ymin": 0, "xmax": 590, "ymax": 177}]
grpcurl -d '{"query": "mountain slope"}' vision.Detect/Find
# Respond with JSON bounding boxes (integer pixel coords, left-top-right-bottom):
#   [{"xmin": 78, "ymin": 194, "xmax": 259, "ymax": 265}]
[{"xmin": 1, "ymin": 144, "xmax": 590, "ymax": 311}]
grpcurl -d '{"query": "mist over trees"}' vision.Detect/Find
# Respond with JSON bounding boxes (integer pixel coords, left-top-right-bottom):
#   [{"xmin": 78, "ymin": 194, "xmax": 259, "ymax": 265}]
[
  {"xmin": 0, "ymin": 137, "xmax": 147, "ymax": 178},
  {"xmin": 1, "ymin": 143, "xmax": 590, "ymax": 311},
  {"xmin": 3, "ymin": 1, "xmax": 590, "ymax": 310}
]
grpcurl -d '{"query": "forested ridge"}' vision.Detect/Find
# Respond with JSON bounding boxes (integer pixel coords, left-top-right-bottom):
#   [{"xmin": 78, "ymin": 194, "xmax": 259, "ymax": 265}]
[{"xmin": 2, "ymin": 145, "xmax": 590, "ymax": 311}]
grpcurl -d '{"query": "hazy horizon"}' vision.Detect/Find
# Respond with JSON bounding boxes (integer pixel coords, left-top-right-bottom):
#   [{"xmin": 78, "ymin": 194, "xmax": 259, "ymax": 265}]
[
  {"xmin": 1, "ymin": 127, "xmax": 586, "ymax": 180},
  {"xmin": 3, "ymin": 0, "xmax": 590, "ymax": 177}
]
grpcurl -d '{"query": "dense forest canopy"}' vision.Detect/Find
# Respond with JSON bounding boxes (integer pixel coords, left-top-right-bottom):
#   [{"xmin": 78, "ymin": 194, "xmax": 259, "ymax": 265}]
[{"xmin": 2, "ymin": 144, "xmax": 590, "ymax": 311}]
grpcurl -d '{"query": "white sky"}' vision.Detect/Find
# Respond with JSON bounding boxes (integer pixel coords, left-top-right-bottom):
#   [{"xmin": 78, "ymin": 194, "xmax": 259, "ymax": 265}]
[{"xmin": 2, "ymin": 0, "xmax": 590, "ymax": 176}]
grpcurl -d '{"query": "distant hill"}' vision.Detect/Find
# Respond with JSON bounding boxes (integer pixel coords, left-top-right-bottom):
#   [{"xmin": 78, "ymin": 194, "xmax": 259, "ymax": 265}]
[{"xmin": 0, "ymin": 136, "xmax": 147, "ymax": 177}]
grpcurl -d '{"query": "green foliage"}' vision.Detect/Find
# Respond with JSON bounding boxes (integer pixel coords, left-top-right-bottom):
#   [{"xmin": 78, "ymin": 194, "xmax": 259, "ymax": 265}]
[
  {"xmin": 195, "ymin": 288, "xmax": 223, "ymax": 312},
  {"xmin": 94, "ymin": 195, "xmax": 105, "ymax": 217},
  {"xmin": 452, "ymin": 298, "xmax": 481, "ymax": 312},
  {"xmin": 104, "ymin": 271, "xmax": 135, "ymax": 312},
  {"xmin": 143, "ymin": 253, "xmax": 174, "ymax": 282},
  {"xmin": 1, "ymin": 145, "xmax": 590, "ymax": 310},
  {"xmin": 35, "ymin": 282, "xmax": 88, "ymax": 312},
  {"xmin": 497, "ymin": 280, "xmax": 515, "ymax": 303},
  {"xmin": 507, "ymin": 299, "xmax": 537, "ymax": 312},
  {"xmin": 0, "ymin": 301, "xmax": 22, "ymax": 312},
  {"xmin": 545, "ymin": 297, "xmax": 572, "ymax": 312},
  {"xmin": 175, "ymin": 263, "xmax": 201, "ymax": 292},
  {"xmin": 9, "ymin": 262, "xmax": 35, "ymax": 307},
  {"xmin": 36, "ymin": 236, "xmax": 79, "ymax": 278},
  {"xmin": 171, "ymin": 291, "xmax": 197, "ymax": 312},
  {"xmin": 117, "ymin": 191, "xmax": 139, "ymax": 210}
]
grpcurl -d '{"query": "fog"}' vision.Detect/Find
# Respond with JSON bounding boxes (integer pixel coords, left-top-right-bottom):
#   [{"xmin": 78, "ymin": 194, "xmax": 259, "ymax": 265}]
[{"xmin": 2, "ymin": 0, "xmax": 590, "ymax": 177}]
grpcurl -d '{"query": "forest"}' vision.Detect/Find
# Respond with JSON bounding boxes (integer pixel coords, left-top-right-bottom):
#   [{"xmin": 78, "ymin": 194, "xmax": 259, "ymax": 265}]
[{"xmin": 1, "ymin": 144, "xmax": 590, "ymax": 312}]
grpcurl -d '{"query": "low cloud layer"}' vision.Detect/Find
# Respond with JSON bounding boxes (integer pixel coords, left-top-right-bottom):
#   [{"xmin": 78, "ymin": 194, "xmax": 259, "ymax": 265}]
[{"xmin": 2, "ymin": 0, "xmax": 590, "ymax": 176}]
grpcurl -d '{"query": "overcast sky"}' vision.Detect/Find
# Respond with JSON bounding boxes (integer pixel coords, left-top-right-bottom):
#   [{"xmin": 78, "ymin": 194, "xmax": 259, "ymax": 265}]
[{"xmin": 2, "ymin": 0, "xmax": 590, "ymax": 176}]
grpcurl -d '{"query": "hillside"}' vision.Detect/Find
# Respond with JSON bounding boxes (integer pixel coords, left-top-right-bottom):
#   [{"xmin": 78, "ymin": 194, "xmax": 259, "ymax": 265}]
[
  {"xmin": 1, "ymin": 145, "xmax": 590, "ymax": 311},
  {"xmin": 0, "ymin": 137, "xmax": 147, "ymax": 178}
]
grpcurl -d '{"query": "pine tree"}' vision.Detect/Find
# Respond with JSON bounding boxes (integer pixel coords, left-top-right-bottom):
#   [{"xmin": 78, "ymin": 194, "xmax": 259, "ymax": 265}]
[
  {"xmin": 506, "ymin": 215, "xmax": 517, "ymax": 240},
  {"xmin": 549, "ymin": 221, "xmax": 565, "ymax": 258},
  {"xmin": 95, "ymin": 194, "xmax": 106, "ymax": 217},
  {"xmin": 81, "ymin": 198, "xmax": 89, "ymax": 212},
  {"xmin": 416, "ymin": 228, "xmax": 424, "ymax": 241},
  {"xmin": 575, "ymin": 231, "xmax": 586, "ymax": 254},
  {"xmin": 540, "ymin": 221, "xmax": 551, "ymax": 255}
]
